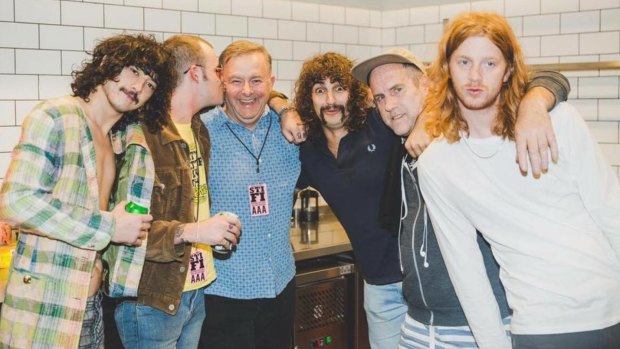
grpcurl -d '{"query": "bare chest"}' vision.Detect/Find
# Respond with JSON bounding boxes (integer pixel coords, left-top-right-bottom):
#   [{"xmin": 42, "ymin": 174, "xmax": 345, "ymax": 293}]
[{"xmin": 90, "ymin": 132, "xmax": 115, "ymax": 210}]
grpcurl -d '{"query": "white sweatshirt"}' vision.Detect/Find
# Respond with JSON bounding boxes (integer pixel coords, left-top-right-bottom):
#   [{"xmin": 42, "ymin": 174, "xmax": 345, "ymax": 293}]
[{"xmin": 418, "ymin": 102, "xmax": 620, "ymax": 349}]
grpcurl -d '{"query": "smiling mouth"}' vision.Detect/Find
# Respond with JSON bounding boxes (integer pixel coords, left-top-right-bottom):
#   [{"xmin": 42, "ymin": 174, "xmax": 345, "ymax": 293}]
[
  {"xmin": 239, "ymin": 98, "xmax": 256, "ymax": 105},
  {"xmin": 391, "ymin": 113, "xmax": 405, "ymax": 121}
]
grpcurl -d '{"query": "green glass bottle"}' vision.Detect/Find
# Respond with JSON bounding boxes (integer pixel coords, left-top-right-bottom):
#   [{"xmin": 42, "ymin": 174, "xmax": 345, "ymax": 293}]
[{"xmin": 125, "ymin": 201, "xmax": 149, "ymax": 214}]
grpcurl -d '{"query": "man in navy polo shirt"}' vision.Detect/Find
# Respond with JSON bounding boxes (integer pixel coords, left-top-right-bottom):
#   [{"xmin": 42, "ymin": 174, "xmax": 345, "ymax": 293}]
[
  {"xmin": 294, "ymin": 52, "xmax": 404, "ymax": 348},
  {"xmin": 294, "ymin": 51, "xmax": 569, "ymax": 349}
]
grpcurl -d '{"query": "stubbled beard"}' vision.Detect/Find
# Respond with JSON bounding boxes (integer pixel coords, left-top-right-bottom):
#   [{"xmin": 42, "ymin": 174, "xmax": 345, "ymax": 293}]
[{"xmin": 319, "ymin": 104, "xmax": 347, "ymax": 125}]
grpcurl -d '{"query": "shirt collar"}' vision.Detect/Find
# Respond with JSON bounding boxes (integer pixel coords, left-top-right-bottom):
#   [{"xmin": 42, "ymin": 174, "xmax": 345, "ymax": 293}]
[{"xmin": 212, "ymin": 105, "xmax": 271, "ymax": 130}]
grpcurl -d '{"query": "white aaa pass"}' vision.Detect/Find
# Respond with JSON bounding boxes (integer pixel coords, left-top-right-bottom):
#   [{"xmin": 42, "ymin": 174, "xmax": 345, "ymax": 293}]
[{"xmin": 249, "ymin": 184, "xmax": 269, "ymax": 216}]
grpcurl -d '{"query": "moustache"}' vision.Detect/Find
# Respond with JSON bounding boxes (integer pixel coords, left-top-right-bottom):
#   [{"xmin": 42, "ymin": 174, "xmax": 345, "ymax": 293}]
[
  {"xmin": 319, "ymin": 104, "xmax": 346, "ymax": 122},
  {"xmin": 120, "ymin": 88, "xmax": 139, "ymax": 104}
]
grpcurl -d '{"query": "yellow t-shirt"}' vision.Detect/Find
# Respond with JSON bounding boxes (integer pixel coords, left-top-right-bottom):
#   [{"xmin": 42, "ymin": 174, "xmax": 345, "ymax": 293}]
[{"xmin": 175, "ymin": 122, "xmax": 216, "ymax": 291}]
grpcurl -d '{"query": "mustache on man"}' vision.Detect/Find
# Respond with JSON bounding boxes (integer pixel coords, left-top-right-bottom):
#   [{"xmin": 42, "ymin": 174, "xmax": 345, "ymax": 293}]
[
  {"xmin": 120, "ymin": 87, "xmax": 139, "ymax": 103},
  {"xmin": 319, "ymin": 104, "xmax": 346, "ymax": 125}
]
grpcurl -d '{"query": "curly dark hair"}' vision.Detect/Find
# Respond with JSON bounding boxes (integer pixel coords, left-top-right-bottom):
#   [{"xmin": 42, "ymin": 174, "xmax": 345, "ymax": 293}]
[
  {"xmin": 294, "ymin": 52, "xmax": 370, "ymax": 142},
  {"xmin": 71, "ymin": 34, "xmax": 175, "ymax": 132}
]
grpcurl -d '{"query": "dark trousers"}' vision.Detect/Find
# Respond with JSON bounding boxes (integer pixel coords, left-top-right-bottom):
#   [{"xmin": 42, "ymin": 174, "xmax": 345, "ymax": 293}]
[
  {"xmin": 199, "ymin": 278, "xmax": 295, "ymax": 349},
  {"xmin": 512, "ymin": 322, "xmax": 620, "ymax": 349},
  {"xmin": 102, "ymin": 293, "xmax": 125, "ymax": 349}
]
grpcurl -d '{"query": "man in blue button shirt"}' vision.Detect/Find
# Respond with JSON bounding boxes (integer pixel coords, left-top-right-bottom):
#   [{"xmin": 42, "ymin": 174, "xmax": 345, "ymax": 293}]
[{"xmin": 199, "ymin": 40, "xmax": 300, "ymax": 349}]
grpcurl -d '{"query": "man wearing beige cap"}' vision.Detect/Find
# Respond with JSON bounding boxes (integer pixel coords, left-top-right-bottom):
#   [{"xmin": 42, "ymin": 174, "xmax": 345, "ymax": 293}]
[{"xmin": 351, "ymin": 48, "xmax": 569, "ymax": 347}]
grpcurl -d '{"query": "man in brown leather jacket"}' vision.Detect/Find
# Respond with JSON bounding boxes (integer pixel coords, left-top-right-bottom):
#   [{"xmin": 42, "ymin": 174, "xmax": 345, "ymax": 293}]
[{"xmin": 112, "ymin": 35, "xmax": 242, "ymax": 349}]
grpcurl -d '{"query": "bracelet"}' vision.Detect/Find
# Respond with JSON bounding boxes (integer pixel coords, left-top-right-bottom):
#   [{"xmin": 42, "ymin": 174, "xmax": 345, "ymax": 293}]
[{"xmin": 278, "ymin": 106, "xmax": 295, "ymax": 118}]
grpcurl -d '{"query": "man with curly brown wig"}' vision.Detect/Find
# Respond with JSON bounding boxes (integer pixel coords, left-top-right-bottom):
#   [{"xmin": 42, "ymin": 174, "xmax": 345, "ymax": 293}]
[
  {"xmin": 0, "ymin": 33, "xmax": 174, "ymax": 349},
  {"xmin": 294, "ymin": 52, "xmax": 408, "ymax": 348}
]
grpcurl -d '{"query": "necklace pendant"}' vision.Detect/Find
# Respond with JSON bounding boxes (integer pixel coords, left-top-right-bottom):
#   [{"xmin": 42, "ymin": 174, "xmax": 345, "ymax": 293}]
[{"xmin": 256, "ymin": 160, "xmax": 260, "ymax": 173}]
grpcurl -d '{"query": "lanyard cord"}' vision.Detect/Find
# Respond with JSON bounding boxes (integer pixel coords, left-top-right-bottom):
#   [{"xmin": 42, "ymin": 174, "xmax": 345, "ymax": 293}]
[{"xmin": 225, "ymin": 115, "xmax": 273, "ymax": 173}]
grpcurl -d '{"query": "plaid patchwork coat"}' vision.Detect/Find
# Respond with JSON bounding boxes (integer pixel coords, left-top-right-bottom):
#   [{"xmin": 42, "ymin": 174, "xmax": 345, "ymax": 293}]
[{"xmin": 0, "ymin": 96, "xmax": 154, "ymax": 349}]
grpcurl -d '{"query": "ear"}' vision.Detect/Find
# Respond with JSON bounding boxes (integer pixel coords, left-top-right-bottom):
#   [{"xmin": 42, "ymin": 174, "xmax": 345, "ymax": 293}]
[
  {"xmin": 269, "ymin": 74, "xmax": 276, "ymax": 87},
  {"xmin": 189, "ymin": 65, "xmax": 202, "ymax": 82}
]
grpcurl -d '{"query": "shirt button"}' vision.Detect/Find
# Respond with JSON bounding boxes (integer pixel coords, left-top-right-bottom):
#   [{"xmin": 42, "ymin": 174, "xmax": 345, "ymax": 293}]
[
  {"xmin": 168, "ymin": 304, "xmax": 175, "ymax": 311},
  {"xmin": 180, "ymin": 266, "xmax": 186, "ymax": 273},
  {"xmin": 267, "ymin": 233, "xmax": 271, "ymax": 238},
  {"xmin": 23, "ymin": 275, "xmax": 31, "ymax": 284}
]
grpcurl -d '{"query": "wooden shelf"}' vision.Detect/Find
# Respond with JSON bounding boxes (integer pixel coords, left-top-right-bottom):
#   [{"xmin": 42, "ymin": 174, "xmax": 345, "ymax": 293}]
[{"xmin": 530, "ymin": 61, "xmax": 620, "ymax": 71}]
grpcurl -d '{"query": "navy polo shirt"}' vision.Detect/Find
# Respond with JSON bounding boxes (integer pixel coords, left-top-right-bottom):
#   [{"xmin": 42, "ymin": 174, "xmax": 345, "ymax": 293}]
[{"xmin": 298, "ymin": 109, "xmax": 402, "ymax": 285}]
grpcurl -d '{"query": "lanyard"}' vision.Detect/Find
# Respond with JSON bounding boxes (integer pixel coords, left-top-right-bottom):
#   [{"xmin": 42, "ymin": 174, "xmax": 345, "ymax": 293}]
[{"xmin": 225, "ymin": 115, "xmax": 273, "ymax": 173}]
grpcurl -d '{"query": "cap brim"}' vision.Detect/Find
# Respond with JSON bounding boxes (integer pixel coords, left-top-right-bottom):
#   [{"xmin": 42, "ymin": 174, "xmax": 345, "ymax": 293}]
[{"xmin": 352, "ymin": 53, "xmax": 424, "ymax": 85}]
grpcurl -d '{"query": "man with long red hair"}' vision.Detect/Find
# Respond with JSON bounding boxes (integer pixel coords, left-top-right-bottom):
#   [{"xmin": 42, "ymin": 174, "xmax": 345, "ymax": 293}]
[{"xmin": 419, "ymin": 12, "xmax": 620, "ymax": 349}]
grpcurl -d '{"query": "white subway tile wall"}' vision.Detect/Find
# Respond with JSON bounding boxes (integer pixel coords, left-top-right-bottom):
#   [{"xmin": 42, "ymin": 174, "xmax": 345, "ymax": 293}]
[
  {"xmin": 440, "ymin": 2, "xmax": 472, "ymax": 20},
  {"xmin": 382, "ymin": 9, "xmax": 409, "ymax": 28},
  {"xmin": 105, "ymin": 5, "xmax": 144, "ymax": 30},
  {"xmin": 263, "ymin": 0, "xmax": 292, "ymax": 20},
  {"xmin": 333, "ymin": 25, "xmax": 358, "ymax": 44},
  {"xmin": 319, "ymin": 5, "xmax": 345, "ymax": 24},
  {"xmin": 61, "ymin": 2, "xmax": 104, "ymax": 27},
  {"xmin": 470, "ymin": 0, "xmax": 504, "ymax": 13},
  {"xmin": 41, "ymin": 25, "xmax": 84, "ymax": 50},
  {"xmin": 264, "ymin": 39, "xmax": 292, "ymax": 60},
  {"xmin": 278, "ymin": 20, "xmax": 306, "ymax": 41},
  {"xmin": 0, "ymin": 0, "xmax": 618, "ymax": 179},
  {"xmin": 601, "ymin": 8, "xmax": 620, "ymax": 30},
  {"xmin": 15, "ymin": 0, "xmax": 60, "ymax": 25},
  {"xmin": 249, "ymin": 17, "xmax": 278, "ymax": 39},
  {"xmin": 163, "ymin": 0, "xmax": 197, "ymax": 12},
  {"xmin": 0, "ymin": 101, "xmax": 15, "ymax": 126},
  {"xmin": 396, "ymin": 26, "xmax": 424, "ymax": 45},
  {"xmin": 0, "ymin": 0, "xmax": 14, "ymax": 22},
  {"xmin": 291, "ymin": 2, "xmax": 318, "ymax": 22},
  {"xmin": 523, "ymin": 14, "xmax": 560, "ymax": 36},
  {"xmin": 410, "ymin": 6, "xmax": 439, "ymax": 25},
  {"xmin": 346, "ymin": 7, "xmax": 371, "ymax": 27},
  {"xmin": 505, "ymin": 0, "xmax": 540, "ymax": 17},
  {"xmin": 542, "ymin": 0, "xmax": 579, "ymax": 13},
  {"xmin": 182, "ymin": 12, "xmax": 216, "ymax": 35},
  {"xmin": 232, "ymin": 0, "xmax": 262, "ymax": 17},
  {"xmin": 0, "ymin": 49, "xmax": 14, "ymax": 74}
]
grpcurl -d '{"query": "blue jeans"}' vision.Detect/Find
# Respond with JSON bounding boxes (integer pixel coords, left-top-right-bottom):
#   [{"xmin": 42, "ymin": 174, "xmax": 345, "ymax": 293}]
[
  {"xmin": 364, "ymin": 281, "xmax": 408, "ymax": 349},
  {"xmin": 115, "ymin": 289, "xmax": 205, "ymax": 349}
]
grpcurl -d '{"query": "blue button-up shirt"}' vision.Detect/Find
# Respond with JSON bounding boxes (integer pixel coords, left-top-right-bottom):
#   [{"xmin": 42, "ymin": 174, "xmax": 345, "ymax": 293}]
[{"xmin": 201, "ymin": 106, "xmax": 300, "ymax": 299}]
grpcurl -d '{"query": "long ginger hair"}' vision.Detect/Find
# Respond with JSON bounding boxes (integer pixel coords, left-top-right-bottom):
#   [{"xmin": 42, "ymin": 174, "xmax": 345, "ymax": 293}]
[{"xmin": 425, "ymin": 12, "xmax": 530, "ymax": 142}]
